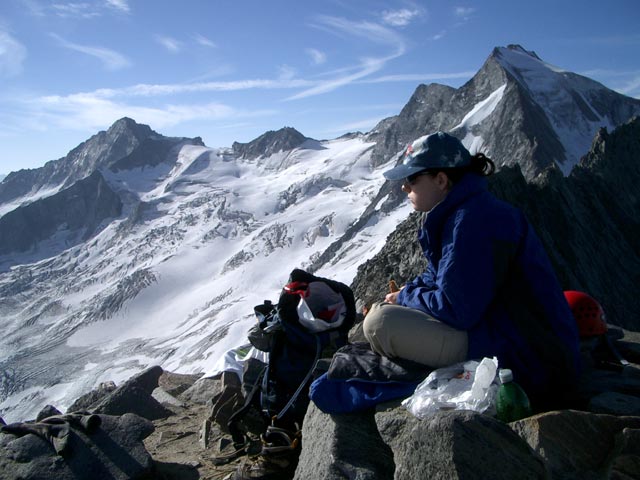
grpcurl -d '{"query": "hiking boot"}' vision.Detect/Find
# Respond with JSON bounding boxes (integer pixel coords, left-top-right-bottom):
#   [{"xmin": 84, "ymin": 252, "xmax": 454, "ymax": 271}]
[
  {"xmin": 234, "ymin": 425, "xmax": 301, "ymax": 480},
  {"xmin": 234, "ymin": 452, "xmax": 298, "ymax": 480}
]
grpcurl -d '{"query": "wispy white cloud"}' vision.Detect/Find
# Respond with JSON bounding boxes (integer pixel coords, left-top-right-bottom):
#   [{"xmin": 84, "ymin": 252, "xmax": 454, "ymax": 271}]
[
  {"xmin": 381, "ymin": 8, "xmax": 423, "ymax": 27},
  {"xmin": 0, "ymin": 31, "xmax": 27, "ymax": 77},
  {"xmin": 454, "ymin": 6, "xmax": 476, "ymax": 21},
  {"xmin": 334, "ymin": 115, "xmax": 386, "ymax": 132},
  {"xmin": 105, "ymin": 0, "xmax": 130, "ymax": 13},
  {"xmin": 363, "ymin": 71, "xmax": 475, "ymax": 83},
  {"xmin": 23, "ymin": 0, "xmax": 130, "ymax": 18},
  {"xmin": 156, "ymin": 35, "xmax": 182, "ymax": 53},
  {"xmin": 292, "ymin": 15, "xmax": 408, "ymax": 100},
  {"xmin": 432, "ymin": 31, "xmax": 446, "ymax": 41},
  {"xmin": 51, "ymin": 33, "xmax": 131, "ymax": 70},
  {"xmin": 51, "ymin": 3, "xmax": 100, "ymax": 19},
  {"xmin": 193, "ymin": 34, "xmax": 216, "ymax": 48},
  {"xmin": 80, "ymin": 77, "xmax": 313, "ymax": 99},
  {"xmin": 306, "ymin": 48, "xmax": 327, "ymax": 65},
  {"xmin": 312, "ymin": 15, "xmax": 406, "ymax": 54},
  {"xmin": 27, "ymin": 93, "xmax": 276, "ymax": 131}
]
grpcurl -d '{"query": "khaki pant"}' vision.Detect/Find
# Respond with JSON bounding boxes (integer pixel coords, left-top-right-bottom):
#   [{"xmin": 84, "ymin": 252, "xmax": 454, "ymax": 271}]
[{"xmin": 363, "ymin": 302, "xmax": 468, "ymax": 368}]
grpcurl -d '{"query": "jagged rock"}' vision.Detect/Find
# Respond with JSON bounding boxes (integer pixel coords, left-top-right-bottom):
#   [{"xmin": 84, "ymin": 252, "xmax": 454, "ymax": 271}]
[
  {"xmin": 66, "ymin": 381, "xmax": 116, "ymax": 413},
  {"xmin": 92, "ymin": 385, "xmax": 173, "ymax": 421},
  {"xmin": 120, "ymin": 365, "xmax": 164, "ymax": 395},
  {"xmin": 151, "ymin": 387, "xmax": 186, "ymax": 408},
  {"xmin": 90, "ymin": 366, "xmax": 173, "ymax": 420},
  {"xmin": 588, "ymin": 392, "xmax": 640, "ymax": 416},
  {"xmin": 294, "ymin": 402, "xmax": 395, "ymax": 480},
  {"xmin": 611, "ymin": 428, "xmax": 640, "ymax": 479},
  {"xmin": 511, "ymin": 410, "xmax": 640, "ymax": 480},
  {"xmin": 0, "ymin": 413, "xmax": 154, "ymax": 480},
  {"xmin": 35, "ymin": 405, "xmax": 62, "ymax": 422},
  {"xmin": 296, "ymin": 403, "xmax": 640, "ymax": 480},
  {"xmin": 179, "ymin": 377, "xmax": 222, "ymax": 405},
  {"xmin": 376, "ymin": 408, "xmax": 547, "ymax": 480},
  {"xmin": 232, "ymin": 127, "xmax": 310, "ymax": 160},
  {"xmin": 0, "ymin": 170, "xmax": 123, "ymax": 256},
  {"xmin": 158, "ymin": 371, "xmax": 202, "ymax": 397}
]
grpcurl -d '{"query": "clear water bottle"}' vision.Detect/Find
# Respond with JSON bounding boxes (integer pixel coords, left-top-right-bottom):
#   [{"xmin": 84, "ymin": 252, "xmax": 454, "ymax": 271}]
[{"xmin": 496, "ymin": 369, "xmax": 532, "ymax": 422}]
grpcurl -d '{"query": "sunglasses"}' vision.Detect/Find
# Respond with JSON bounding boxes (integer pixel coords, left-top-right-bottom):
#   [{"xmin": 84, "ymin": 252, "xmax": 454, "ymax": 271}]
[{"xmin": 405, "ymin": 171, "xmax": 432, "ymax": 185}]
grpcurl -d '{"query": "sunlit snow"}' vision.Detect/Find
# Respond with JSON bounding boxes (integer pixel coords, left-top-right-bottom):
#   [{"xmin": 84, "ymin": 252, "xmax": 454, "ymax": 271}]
[{"xmin": 0, "ymin": 135, "xmax": 410, "ymax": 422}]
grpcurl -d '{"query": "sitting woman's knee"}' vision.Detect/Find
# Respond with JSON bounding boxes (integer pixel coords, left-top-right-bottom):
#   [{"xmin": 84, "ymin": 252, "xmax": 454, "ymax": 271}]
[{"xmin": 363, "ymin": 302, "xmax": 387, "ymax": 339}]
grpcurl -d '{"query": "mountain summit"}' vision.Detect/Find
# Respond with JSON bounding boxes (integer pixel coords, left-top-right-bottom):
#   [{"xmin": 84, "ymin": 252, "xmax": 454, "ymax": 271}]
[
  {"xmin": 232, "ymin": 127, "xmax": 311, "ymax": 161},
  {"xmin": 1, "ymin": 45, "xmax": 639, "ymax": 423},
  {"xmin": 368, "ymin": 44, "xmax": 640, "ymax": 180}
]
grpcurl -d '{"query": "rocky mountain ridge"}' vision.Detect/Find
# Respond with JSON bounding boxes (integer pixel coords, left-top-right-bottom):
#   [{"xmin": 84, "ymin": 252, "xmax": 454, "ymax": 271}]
[
  {"xmin": 1, "ymin": 43, "xmax": 639, "ymax": 426},
  {"xmin": 353, "ymin": 116, "xmax": 640, "ymax": 331},
  {"xmin": 3, "ymin": 321, "xmax": 640, "ymax": 479},
  {"xmin": 0, "ymin": 117, "xmax": 203, "ymax": 213},
  {"xmin": 366, "ymin": 45, "xmax": 640, "ymax": 180}
]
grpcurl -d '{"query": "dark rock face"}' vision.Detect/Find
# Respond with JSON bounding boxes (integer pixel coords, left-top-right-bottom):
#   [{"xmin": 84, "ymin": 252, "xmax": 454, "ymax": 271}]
[
  {"xmin": 0, "ymin": 170, "xmax": 122, "ymax": 256},
  {"xmin": 365, "ymin": 45, "xmax": 640, "ymax": 182},
  {"xmin": 232, "ymin": 127, "xmax": 310, "ymax": 160},
  {"xmin": 0, "ymin": 118, "xmax": 153, "ymax": 205},
  {"xmin": 89, "ymin": 366, "xmax": 173, "ymax": 421},
  {"xmin": 352, "ymin": 117, "xmax": 640, "ymax": 331},
  {"xmin": 110, "ymin": 136, "xmax": 204, "ymax": 172},
  {"xmin": 0, "ymin": 117, "xmax": 204, "ymax": 208}
]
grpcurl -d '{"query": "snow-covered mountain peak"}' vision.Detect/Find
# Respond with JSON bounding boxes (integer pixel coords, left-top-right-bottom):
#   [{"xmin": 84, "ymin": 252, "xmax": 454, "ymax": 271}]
[{"xmin": 0, "ymin": 131, "xmax": 408, "ymax": 422}]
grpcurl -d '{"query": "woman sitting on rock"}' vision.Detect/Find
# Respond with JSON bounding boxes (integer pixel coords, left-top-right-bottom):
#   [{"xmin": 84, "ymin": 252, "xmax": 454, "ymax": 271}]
[{"xmin": 363, "ymin": 131, "xmax": 580, "ymax": 410}]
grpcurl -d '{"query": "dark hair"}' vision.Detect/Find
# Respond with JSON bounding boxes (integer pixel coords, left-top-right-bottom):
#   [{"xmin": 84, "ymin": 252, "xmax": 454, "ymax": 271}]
[{"xmin": 424, "ymin": 153, "xmax": 495, "ymax": 185}]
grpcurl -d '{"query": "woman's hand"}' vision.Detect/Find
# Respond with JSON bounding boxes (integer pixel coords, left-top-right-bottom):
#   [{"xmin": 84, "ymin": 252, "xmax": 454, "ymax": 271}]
[{"xmin": 384, "ymin": 290, "xmax": 401, "ymax": 304}]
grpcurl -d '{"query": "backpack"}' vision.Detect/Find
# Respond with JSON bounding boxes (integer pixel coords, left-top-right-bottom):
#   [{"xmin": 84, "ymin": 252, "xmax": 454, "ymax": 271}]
[{"xmin": 226, "ymin": 268, "xmax": 356, "ymax": 451}]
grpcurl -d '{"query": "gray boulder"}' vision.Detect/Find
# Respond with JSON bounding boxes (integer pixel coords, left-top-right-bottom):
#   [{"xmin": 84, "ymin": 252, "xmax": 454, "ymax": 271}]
[
  {"xmin": 89, "ymin": 365, "xmax": 173, "ymax": 420},
  {"xmin": 0, "ymin": 413, "xmax": 154, "ymax": 480},
  {"xmin": 296, "ymin": 402, "xmax": 640, "ymax": 480},
  {"xmin": 179, "ymin": 376, "xmax": 222, "ymax": 405},
  {"xmin": 376, "ymin": 408, "xmax": 547, "ymax": 480},
  {"xmin": 66, "ymin": 381, "xmax": 116, "ymax": 413},
  {"xmin": 294, "ymin": 402, "xmax": 395, "ymax": 480},
  {"xmin": 511, "ymin": 410, "xmax": 640, "ymax": 480}
]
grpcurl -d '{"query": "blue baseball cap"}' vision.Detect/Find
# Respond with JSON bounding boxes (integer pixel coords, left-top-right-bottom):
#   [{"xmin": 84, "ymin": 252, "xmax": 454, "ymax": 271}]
[{"xmin": 383, "ymin": 131, "xmax": 472, "ymax": 181}]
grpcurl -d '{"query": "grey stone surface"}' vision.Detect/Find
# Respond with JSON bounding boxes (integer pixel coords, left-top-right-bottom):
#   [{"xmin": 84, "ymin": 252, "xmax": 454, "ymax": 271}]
[
  {"xmin": 179, "ymin": 377, "xmax": 222, "ymax": 405},
  {"xmin": 589, "ymin": 392, "xmax": 640, "ymax": 416},
  {"xmin": 379, "ymin": 409, "xmax": 547, "ymax": 480},
  {"xmin": 294, "ymin": 402, "xmax": 395, "ymax": 480},
  {"xmin": 511, "ymin": 410, "xmax": 640, "ymax": 480}
]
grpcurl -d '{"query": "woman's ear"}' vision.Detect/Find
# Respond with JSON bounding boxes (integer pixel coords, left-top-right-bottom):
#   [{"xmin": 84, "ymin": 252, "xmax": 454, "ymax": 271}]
[{"xmin": 435, "ymin": 171, "xmax": 451, "ymax": 191}]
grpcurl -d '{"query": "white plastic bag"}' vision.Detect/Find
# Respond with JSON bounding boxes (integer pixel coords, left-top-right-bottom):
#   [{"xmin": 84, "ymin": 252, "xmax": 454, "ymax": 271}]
[
  {"xmin": 205, "ymin": 344, "xmax": 269, "ymax": 381},
  {"xmin": 402, "ymin": 357, "xmax": 499, "ymax": 419}
]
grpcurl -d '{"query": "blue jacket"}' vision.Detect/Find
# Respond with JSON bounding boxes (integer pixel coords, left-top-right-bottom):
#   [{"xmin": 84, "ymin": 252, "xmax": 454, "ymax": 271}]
[{"xmin": 398, "ymin": 173, "xmax": 580, "ymax": 405}]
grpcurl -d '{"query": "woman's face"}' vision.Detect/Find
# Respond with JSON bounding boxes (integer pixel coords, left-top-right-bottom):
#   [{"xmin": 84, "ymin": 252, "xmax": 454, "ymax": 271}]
[{"xmin": 401, "ymin": 171, "xmax": 450, "ymax": 212}]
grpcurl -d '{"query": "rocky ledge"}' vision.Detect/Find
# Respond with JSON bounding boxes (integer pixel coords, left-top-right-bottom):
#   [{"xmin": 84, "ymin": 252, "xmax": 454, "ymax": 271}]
[{"xmin": 1, "ymin": 327, "xmax": 639, "ymax": 479}]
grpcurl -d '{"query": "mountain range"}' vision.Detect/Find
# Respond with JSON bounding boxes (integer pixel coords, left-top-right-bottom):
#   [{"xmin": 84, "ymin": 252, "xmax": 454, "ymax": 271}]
[{"xmin": 1, "ymin": 44, "xmax": 639, "ymax": 423}]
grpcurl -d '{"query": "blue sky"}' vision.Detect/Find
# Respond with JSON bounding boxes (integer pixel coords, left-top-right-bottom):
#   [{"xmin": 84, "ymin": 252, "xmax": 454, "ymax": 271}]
[{"xmin": 1, "ymin": 0, "xmax": 639, "ymax": 176}]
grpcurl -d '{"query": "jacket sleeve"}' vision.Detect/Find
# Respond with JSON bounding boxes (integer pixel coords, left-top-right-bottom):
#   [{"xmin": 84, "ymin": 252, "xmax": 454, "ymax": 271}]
[
  {"xmin": 403, "ymin": 262, "xmax": 437, "ymax": 291},
  {"xmin": 397, "ymin": 209, "xmax": 511, "ymax": 330}
]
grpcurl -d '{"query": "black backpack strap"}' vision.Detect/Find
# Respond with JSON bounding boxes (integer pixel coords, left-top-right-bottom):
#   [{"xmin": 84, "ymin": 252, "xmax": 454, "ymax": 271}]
[
  {"xmin": 275, "ymin": 334, "xmax": 321, "ymax": 421},
  {"xmin": 227, "ymin": 362, "xmax": 268, "ymax": 449}
]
